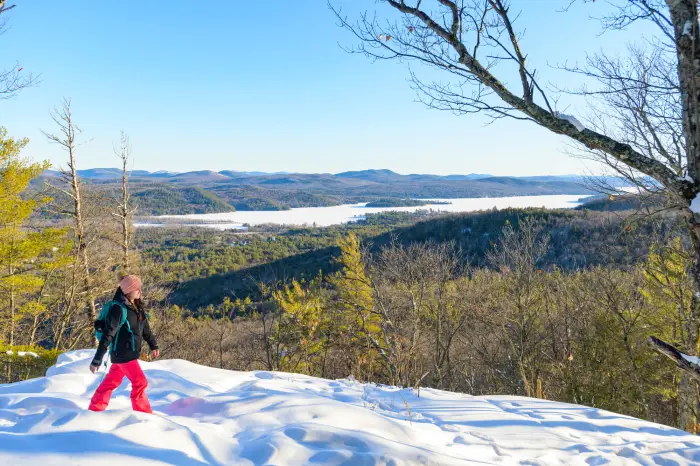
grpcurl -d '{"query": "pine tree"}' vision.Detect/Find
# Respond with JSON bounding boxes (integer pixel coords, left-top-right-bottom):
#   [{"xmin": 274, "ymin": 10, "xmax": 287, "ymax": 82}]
[
  {"xmin": 641, "ymin": 237, "xmax": 696, "ymax": 431},
  {"xmin": 328, "ymin": 233, "xmax": 387, "ymax": 381},
  {"xmin": 0, "ymin": 127, "xmax": 66, "ymax": 346},
  {"xmin": 273, "ymin": 277, "xmax": 328, "ymax": 375}
]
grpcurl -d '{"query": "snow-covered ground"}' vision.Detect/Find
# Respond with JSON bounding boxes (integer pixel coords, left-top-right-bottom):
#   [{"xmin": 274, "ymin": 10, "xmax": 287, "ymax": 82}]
[{"xmin": 0, "ymin": 351, "xmax": 698, "ymax": 465}]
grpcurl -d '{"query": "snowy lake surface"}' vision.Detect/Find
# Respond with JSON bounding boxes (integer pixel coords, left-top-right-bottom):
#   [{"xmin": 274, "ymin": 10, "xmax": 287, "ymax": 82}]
[{"xmin": 136, "ymin": 194, "xmax": 590, "ymax": 229}]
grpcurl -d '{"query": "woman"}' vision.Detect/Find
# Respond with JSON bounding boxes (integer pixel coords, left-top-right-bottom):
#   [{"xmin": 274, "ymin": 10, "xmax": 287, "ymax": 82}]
[{"xmin": 88, "ymin": 275, "xmax": 159, "ymax": 413}]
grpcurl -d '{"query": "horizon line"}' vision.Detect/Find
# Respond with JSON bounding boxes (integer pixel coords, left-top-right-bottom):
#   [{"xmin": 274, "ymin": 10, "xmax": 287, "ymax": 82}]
[{"xmin": 45, "ymin": 167, "xmax": 600, "ymax": 178}]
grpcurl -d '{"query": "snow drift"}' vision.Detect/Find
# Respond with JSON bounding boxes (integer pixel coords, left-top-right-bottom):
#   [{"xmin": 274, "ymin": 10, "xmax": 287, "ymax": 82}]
[{"xmin": 0, "ymin": 351, "xmax": 699, "ymax": 465}]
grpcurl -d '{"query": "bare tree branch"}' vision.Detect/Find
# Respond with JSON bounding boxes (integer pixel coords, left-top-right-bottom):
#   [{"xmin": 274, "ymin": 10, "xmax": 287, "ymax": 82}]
[
  {"xmin": 0, "ymin": 3, "xmax": 38, "ymax": 99},
  {"xmin": 331, "ymin": 0, "xmax": 693, "ymax": 199}
]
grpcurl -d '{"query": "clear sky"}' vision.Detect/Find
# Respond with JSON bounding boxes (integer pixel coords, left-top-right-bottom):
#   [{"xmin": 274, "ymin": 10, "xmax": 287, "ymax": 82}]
[{"xmin": 2, "ymin": 1, "xmax": 650, "ymax": 176}]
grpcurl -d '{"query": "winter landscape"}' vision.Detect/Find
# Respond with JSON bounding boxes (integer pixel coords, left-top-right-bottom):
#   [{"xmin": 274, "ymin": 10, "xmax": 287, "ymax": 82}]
[{"xmin": 3, "ymin": 1, "xmax": 700, "ymax": 465}]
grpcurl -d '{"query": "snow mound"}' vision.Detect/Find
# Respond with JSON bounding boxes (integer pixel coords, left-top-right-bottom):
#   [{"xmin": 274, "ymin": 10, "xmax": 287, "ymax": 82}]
[
  {"xmin": 0, "ymin": 351, "xmax": 699, "ymax": 465},
  {"xmin": 691, "ymin": 194, "xmax": 700, "ymax": 215}
]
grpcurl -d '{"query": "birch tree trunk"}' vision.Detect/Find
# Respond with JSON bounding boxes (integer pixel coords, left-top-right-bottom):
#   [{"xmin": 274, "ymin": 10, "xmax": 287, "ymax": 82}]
[
  {"xmin": 66, "ymin": 113, "xmax": 96, "ymax": 322},
  {"xmin": 43, "ymin": 99, "xmax": 97, "ymax": 324},
  {"xmin": 114, "ymin": 131, "xmax": 135, "ymax": 273},
  {"xmin": 667, "ymin": 0, "xmax": 700, "ymax": 432}
]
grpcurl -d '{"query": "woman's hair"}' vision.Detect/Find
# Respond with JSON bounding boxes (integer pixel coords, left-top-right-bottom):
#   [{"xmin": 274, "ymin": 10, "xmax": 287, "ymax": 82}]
[
  {"xmin": 120, "ymin": 288, "xmax": 146, "ymax": 321},
  {"xmin": 134, "ymin": 299, "xmax": 146, "ymax": 321}
]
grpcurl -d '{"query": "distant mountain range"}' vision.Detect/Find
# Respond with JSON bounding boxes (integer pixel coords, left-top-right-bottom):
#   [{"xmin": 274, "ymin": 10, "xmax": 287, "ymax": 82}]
[
  {"xmin": 37, "ymin": 168, "xmax": 630, "ymax": 215},
  {"xmin": 41, "ymin": 168, "xmax": 627, "ymax": 186}
]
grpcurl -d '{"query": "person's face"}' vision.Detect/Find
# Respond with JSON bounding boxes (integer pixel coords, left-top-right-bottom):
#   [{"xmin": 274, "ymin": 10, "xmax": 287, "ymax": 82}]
[{"xmin": 126, "ymin": 288, "xmax": 142, "ymax": 301}]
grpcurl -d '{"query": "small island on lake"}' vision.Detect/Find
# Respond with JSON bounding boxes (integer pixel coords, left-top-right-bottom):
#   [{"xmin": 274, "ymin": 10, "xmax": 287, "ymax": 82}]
[{"xmin": 365, "ymin": 198, "xmax": 453, "ymax": 208}]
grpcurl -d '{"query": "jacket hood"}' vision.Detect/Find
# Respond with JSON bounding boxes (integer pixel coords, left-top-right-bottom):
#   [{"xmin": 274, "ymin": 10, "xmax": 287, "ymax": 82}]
[
  {"xmin": 114, "ymin": 287, "xmax": 145, "ymax": 317},
  {"xmin": 113, "ymin": 287, "xmax": 130, "ymax": 306}
]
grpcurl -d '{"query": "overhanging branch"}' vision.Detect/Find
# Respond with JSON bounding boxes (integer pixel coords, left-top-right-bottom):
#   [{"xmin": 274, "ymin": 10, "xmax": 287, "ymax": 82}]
[{"xmin": 648, "ymin": 335, "xmax": 700, "ymax": 384}]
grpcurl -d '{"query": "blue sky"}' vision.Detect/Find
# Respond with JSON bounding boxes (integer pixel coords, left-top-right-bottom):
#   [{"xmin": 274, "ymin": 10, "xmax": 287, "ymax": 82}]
[{"xmin": 2, "ymin": 1, "xmax": 649, "ymax": 176}]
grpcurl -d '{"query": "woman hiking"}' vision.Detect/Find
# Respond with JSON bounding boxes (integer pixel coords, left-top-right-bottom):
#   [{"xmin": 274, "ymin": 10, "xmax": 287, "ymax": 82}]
[{"xmin": 88, "ymin": 275, "xmax": 159, "ymax": 413}]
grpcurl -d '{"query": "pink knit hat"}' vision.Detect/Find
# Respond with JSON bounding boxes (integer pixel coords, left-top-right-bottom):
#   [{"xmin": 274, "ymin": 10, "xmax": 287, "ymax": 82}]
[{"xmin": 119, "ymin": 275, "xmax": 142, "ymax": 295}]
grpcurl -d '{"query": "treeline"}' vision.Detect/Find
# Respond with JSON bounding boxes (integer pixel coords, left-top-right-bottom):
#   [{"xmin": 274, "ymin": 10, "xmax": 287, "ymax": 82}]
[
  {"xmin": 163, "ymin": 207, "xmax": 672, "ymax": 310},
  {"xmin": 136, "ymin": 211, "xmax": 432, "ymax": 307},
  {"xmin": 208, "ymin": 185, "xmax": 342, "ymax": 211},
  {"xmin": 375, "ymin": 208, "xmax": 674, "ymax": 270},
  {"xmin": 130, "ymin": 185, "xmax": 232, "ymax": 215},
  {"xmin": 32, "ymin": 181, "xmax": 234, "ymax": 217},
  {"xmin": 151, "ymin": 220, "xmax": 691, "ymax": 430}
]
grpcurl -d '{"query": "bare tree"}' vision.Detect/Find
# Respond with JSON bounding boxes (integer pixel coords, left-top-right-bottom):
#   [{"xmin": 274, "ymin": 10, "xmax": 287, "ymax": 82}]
[
  {"xmin": 113, "ymin": 131, "xmax": 136, "ymax": 272},
  {"xmin": 0, "ymin": 2, "xmax": 38, "ymax": 99},
  {"xmin": 486, "ymin": 217, "xmax": 551, "ymax": 397},
  {"xmin": 332, "ymin": 0, "xmax": 700, "ymax": 413},
  {"xmin": 368, "ymin": 240, "xmax": 463, "ymax": 387},
  {"xmin": 42, "ymin": 99, "xmax": 98, "ymax": 324}
]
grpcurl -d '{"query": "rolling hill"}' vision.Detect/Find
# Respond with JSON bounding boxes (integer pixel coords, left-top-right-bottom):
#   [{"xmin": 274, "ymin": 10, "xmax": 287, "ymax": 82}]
[{"xmin": 38, "ymin": 168, "xmax": 611, "ymax": 215}]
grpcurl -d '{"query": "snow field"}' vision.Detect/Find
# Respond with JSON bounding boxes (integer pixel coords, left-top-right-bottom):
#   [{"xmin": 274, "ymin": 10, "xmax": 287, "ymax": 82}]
[{"xmin": 0, "ymin": 350, "xmax": 698, "ymax": 465}]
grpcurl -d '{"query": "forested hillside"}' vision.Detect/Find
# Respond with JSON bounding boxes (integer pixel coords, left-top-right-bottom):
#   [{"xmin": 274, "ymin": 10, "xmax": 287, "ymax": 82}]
[{"xmin": 163, "ymin": 207, "xmax": 672, "ymax": 309}]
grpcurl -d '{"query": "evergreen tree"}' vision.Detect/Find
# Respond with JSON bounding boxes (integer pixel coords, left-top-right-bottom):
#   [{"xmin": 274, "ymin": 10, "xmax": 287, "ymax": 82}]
[
  {"xmin": 0, "ymin": 127, "xmax": 66, "ymax": 346},
  {"xmin": 641, "ymin": 237, "xmax": 696, "ymax": 431},
  {"xmin": 273, "ymin": 277, "xmax": 328, "ymax": 375},
  {"xmin": 328, "ymin": 233, "xmax": 386, "ymax": 381}
]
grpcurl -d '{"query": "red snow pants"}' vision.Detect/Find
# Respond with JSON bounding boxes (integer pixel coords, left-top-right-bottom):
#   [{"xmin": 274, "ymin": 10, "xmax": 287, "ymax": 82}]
[{"xmin": 88, "ymin": 359, "xmax": 152, "ymax": 413}]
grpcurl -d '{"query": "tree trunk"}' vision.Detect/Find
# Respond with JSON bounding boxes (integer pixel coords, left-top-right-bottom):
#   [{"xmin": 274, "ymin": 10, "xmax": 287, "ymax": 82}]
[
  {"xmin": 63, "ymin": 101, "xmax": 95, "ymax": 322},
  {"xmin": 667, "ymin": 0, "xmax": 700, "ymax": 183},
  {"xmin": 682, "ymin": 217, "xmax": 700, "ymax": 431},
  {"xmin": 664, "ymin": 0, "xmax": 700, "ymax": 432},
  {"xmin": 8, "ymin": 239, "xmax": 15, "ymax": 346},
  {"xmin": 70, "ymin": 162, "xmax": 96, "ymax": 323},
  {"xmin": 121, "ymin": 160, "xmax": 129, "ymax": 270},
  {"xmin": 9, "ymin": 289, "xmax": 14, "ymax": 347},
  {"xmin": 29, "ymin": 314, "xmax": 39, "ymax": 347},
  {"xmin": 44, "ymin": 100, "xmax": 100, "ymax": 346},
  {"xmin": 117, "ymin": 132, "xmax": 132, "ymax": 272}
]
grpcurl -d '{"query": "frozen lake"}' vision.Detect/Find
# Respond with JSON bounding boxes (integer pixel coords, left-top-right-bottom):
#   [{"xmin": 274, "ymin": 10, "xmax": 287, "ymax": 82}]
[{"xmin": 135, "ymin": 195, "xmax": 591, "ymax": 229}]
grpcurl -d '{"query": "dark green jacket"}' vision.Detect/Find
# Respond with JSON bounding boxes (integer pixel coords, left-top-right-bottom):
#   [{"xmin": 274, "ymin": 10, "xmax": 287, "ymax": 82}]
[{"xmin": 92, "ymin": 288, "xmax": 158, "ymax": 366}]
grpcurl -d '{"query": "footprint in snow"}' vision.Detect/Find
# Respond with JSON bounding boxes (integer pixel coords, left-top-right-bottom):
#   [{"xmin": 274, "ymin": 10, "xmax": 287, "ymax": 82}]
[
  {"xmin": 441, "ymin": 424, "xmax": 460, "ymax": 432},
  {"xmin": 284, "ymin": 426, "xmax": 306, "ymax": 442},
  {"xmin": 651, "ymin": 454, "xmax": 681, "ymax": 466},
  {"xmin": 565, "ymin": 443, "xmax": 594, "ymax": 454},
  {"xmin": 51, "ymin": 411, "xmax": 79, "ymax": 427},
  {"xmin": 115, "ymin": 414, "xmax": 144, "ymax": 429},
  {"xmin": 585, "ymin": 455, "xmax": 611, "ymax": 466},
  {"xmin": 616, "ymin": 446, "xmax": 642, "ymax": 459},
  {"xmin": 469, "ymin": 431, "xmax": 494, "ymax": 443}
]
